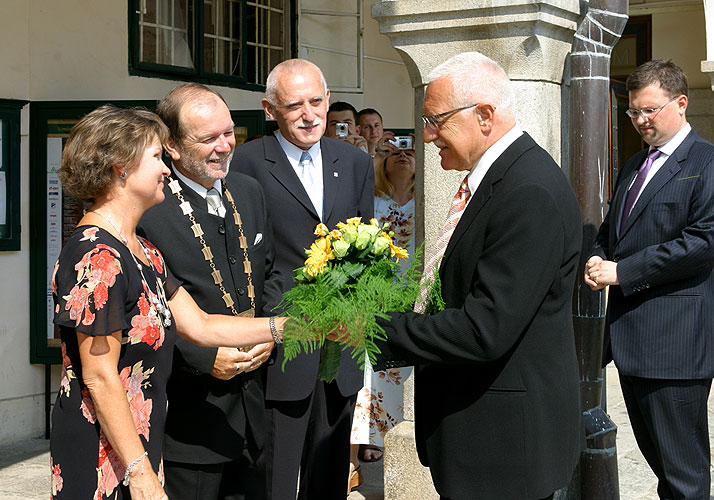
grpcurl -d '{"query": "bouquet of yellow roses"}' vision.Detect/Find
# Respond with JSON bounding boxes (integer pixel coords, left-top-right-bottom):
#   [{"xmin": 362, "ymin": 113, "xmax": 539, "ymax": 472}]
[{"xmin": 279, "ymin": 217, "xmax": 422, "ymax": 382}]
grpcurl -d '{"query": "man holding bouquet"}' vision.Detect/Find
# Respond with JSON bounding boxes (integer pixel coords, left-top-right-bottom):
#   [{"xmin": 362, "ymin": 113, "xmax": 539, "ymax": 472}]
[
  {"xmin": 373, "ymin": 52, "xmax": 583, "ymax": 499},
  {"xmin": 232, "ymin": 59, "xmax": 374, "ymax": 499}
]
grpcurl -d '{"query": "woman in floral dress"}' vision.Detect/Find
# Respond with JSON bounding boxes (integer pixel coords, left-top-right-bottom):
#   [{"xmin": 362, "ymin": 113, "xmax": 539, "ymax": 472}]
[
  {"xmin": 348, "ymin": 141, "xmax": 416, "ymax": 492},
  {"xmin": 50, "ymin": 105, "xmax": 286, "ymax": 500}
]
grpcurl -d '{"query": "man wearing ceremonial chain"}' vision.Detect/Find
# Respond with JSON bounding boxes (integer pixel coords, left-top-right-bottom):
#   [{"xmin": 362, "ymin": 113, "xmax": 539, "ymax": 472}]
[{"xmin": 138, "ymin": 83, "xmax": 283, "ymax": 500}]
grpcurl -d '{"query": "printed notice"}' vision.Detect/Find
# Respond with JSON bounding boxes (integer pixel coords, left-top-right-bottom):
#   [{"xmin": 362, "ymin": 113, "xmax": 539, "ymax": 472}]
[
  {"xmin": 0, "ymin": 171, "xmax": 6, "ymax": 225},
  {"xmin": 47, "ymin": 137, "xmax": 63, "ymax": 338}
]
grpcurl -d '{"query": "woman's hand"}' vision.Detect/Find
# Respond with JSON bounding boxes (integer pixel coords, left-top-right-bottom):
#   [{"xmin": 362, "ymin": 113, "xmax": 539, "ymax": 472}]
[{"xmin": 127, "ymin": 462, "xmax": 168, "ymax": 500}]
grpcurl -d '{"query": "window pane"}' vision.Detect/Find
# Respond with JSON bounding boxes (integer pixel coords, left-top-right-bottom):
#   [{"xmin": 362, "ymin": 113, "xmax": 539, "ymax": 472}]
[
  {"xmin": 204, "ymin": 0, "xmax": 241, "ymax": 76},
  {"xmin": 144, "ymin": 0, "xmax": 157, "ymax": 24},
  {"xmin": 204, "ymin": 0, "xmax": 214, "ymax": 34},
  {"xmin": 204, "ymin": 36, "xmax": 216, "ymax": 73},
  {"xmin": 269, "ymin": 8, "xmax": 283, "ymax": 47},
  {"xmin": 245, "ymin": 0, "xmax": 287, "ymax": 84},
  {"xmin": 142, "ymin": 26, "xmax": 158, "ymax": 62},
  {"xmin": 139, "ymin": 0, "xmax": 194, "ymax": 68}
]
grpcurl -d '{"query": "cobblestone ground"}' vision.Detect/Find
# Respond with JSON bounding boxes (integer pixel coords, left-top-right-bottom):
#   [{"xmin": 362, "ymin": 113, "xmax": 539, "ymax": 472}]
[{"xmin": 2, "ymin": 363, "xmax": 713, "ymax": 500}]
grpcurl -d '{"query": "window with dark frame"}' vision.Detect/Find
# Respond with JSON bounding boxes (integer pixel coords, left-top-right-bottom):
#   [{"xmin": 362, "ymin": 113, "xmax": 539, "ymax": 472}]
[{"xmin": 130, "ymin": 0, "xmax": 292, "ymax": 88}]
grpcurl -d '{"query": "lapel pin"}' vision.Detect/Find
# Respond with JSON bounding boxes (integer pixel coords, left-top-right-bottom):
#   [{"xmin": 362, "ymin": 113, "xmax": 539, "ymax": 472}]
[{"xmin": 333, "ymin": 172, "xmax": 339, "ymax": 177}]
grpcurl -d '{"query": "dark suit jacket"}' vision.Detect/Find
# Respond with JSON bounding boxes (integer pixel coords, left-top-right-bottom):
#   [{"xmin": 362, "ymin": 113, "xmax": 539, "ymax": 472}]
[
  {"xmin": 137, "ymin": 171, "xmax": 283, "ymax": 464},
  {"xmin": 232, "ymin": 133, "xmax": 374, "ymax": 400},
  {"xmin": 374, "ymin": 133, "xmax": 583, "ymax": 499},
  {"xmin": 593, "ymin": 129, "xmax": 714, "ymax": 379}
]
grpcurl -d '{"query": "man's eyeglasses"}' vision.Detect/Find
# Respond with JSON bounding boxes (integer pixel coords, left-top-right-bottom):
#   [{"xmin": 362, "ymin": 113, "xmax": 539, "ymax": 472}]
[
  {"xmin": 625, "ymin": 97, "xmax": 678, "ymax": 120},
  {"xmin": 422, "ymin": 103, "xmax": 480, "ymax": 130}
]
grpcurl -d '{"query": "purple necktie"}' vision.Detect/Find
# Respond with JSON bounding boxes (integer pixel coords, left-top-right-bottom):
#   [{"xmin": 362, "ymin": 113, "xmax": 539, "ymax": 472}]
[{"xmin": 620, "ymin": 148, "xmax": 661, "ymax": 228}]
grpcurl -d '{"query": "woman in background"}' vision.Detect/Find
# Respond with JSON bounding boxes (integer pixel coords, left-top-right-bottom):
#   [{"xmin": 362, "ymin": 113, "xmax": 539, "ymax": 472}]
[
  {"xmin": 50, "ymin": 105, "xmax": 285, "ymax": 500},
  {"xmin": 348, "ymin": 141, "xmax": 415, "ymax": 493}
]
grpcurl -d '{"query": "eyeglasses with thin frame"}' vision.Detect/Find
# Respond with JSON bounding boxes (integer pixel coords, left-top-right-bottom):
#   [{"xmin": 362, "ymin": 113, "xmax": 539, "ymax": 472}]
[
  {"xmin": 625, "ymin": 97, "xmax": 679, "ymax": 120},
  {"xmin": 422, "ymin": 103, "xmax": 480, "ymax": 130}
]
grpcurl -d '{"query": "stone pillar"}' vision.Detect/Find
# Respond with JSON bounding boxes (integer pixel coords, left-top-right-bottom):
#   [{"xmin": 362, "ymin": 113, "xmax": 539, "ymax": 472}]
[{"xmin": 371, "ymin": 1, "xmax": 583, "ymax": 498}]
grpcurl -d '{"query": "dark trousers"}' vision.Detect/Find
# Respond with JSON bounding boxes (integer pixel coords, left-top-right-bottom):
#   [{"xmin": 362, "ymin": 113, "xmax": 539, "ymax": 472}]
[
  {"xmin": 619, "ymin": 374, "xmax": 711, "ymax": 500},
  {"xmin": 164, "ymin": 447, "xmax": 264, "ymax": 500},
  {"xmin": 264, "ymin": 380, "xmax": 357, "ymax": 500}
]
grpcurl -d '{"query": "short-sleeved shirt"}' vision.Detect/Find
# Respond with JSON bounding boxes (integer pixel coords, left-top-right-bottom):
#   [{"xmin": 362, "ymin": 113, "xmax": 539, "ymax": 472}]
[{"xmin": 49, "ymin": 225, "xmax": 179, "ymax": 500}]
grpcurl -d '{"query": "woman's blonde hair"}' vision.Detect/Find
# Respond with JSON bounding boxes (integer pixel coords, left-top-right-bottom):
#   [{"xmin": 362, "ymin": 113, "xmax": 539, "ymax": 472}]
[{"xmin": 374, "ymin": 150, "xmax": 415, "ymax": 200}]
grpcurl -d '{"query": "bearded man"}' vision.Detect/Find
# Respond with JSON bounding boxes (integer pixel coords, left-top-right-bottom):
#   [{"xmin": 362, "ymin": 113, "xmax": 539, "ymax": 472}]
[{"xmin": 138, "ymin": 83, "xmax": 283, "ymax": 500}]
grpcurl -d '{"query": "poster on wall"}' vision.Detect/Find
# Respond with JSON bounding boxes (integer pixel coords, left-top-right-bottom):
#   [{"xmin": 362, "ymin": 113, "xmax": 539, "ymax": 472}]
[
  {"xmin": 0, "ymin": 120, "xmax": 5, "ymax": 228},
  {"xmin": 46, "ymin": 137, "xmax": 63, "ymax": 343}
]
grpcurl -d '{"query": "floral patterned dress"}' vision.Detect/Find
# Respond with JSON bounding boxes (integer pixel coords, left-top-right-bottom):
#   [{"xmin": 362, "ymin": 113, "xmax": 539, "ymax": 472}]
[
  {"xmin": 351, "ymin": 195, "xmax": 415, "ymax": 447},
  {"xmin": 50, "ymin": 226, "xmax": 178, "ymax": 499}
]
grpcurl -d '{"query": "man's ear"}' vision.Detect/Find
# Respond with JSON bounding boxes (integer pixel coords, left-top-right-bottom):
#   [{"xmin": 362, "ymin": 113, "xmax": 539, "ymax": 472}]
[
  {"xmin": 164, "ymin": 137, "xmax": 181, "ymax": 162},
  {"xmin": 262, "ymin": 98, "xmax": 276, "ymax": 121},
  {"xmin": 355, "ymin": 124, "xmax": 361, "ymax": 135},
  {"xmin": 476, "ymin": 104, "xmax": 495, "ymax": 131}
]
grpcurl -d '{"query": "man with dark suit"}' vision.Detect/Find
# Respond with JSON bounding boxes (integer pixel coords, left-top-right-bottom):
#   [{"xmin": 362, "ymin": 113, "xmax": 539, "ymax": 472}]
[
  {"xmin": 585, "ymin": 60, "xmax": 714, "ymax": 499},
  {"xmin": 138, "ymin": 83, "xmax": 282, "ymax": 500},
  {"xmin": 232, "ymin": 59, "xmax": 374, "ymax": 499},
  {"xmin": 371, "ymin": 51, "xmax": 583, "ymax": 499}
]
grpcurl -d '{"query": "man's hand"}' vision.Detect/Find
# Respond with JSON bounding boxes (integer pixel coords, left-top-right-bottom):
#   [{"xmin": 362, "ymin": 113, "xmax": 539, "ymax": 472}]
[
  {"xmin": 375, "ymin": 131, "xmax": 396, "ymax": 157},
  {"xmin": 584, "ymin": 255, "xmax": 618, "ymax": 290},
  {"xmin": 343, "ymin": 133, "xmax": 368, "ymax": 151},
  {"xmin": 243, "ymin": 341, "xmax": 274, "ymax": 373},
  {"xmin": 211, "ymin": 347, "xmax": 254, "ymax": 380}
]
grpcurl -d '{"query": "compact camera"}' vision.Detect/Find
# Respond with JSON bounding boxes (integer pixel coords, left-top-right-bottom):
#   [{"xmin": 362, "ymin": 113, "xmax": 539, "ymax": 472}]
[
  {"xmin": 388, "ymin": 136, "xmax": 414, "ymax": 150},
  {"xmin": 335, "ymin": 122, "xmax": 349, "ymax": 138}
]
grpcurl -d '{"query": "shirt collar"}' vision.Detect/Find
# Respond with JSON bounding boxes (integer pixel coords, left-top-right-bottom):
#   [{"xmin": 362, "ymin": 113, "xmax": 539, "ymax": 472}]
[
  {"xmin": 465, "ymin": 125, "xmax": 523, "ymax": 195},
  {"xmin": 275, "ymin": 130, "xmax": 322, "ymax": 165},
  {"xmin": 172, "ymin": 164, "xmax": 222, "ymax": 198},
  {"xmin": 652, "ymin": 122, "xmax": 691, "ymax": 157}
]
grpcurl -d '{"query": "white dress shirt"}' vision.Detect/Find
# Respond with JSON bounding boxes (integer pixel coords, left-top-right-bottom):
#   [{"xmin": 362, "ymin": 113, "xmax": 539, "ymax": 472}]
[
  {"xmin": 627, "ymin": 122, "xmax": 691, "ymax": 207},
  {"xmin": 275, "ymin": 130, "xmax": 324, "ymax": 220},
  {"xmin": 464, "ymin": 125, "xmax": 524, "ymax": 207},
  {"xmin": 172, "ymin": 164, "xmax": 226, "ymax": 217}
]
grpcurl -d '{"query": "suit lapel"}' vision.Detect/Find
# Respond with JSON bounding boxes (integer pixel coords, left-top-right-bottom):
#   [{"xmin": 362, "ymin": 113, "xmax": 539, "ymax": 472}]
[
  {"xmin": 442, "ymin": 133, "xmax": 536, "ymax": 266},
  {"xmin": 611, "ymin": 153, "xmax": 645, "ymax": 238},
  {"xmin": 320, "ymin": 138, "xmax": 342, "ymax": 223},
  {"xmin": 263, "ymin": 134, "xmax": 320, "ymax": 219},
  {"xmin": 617, "ymin": 130, "xmax": 697, "ymax": 240}
]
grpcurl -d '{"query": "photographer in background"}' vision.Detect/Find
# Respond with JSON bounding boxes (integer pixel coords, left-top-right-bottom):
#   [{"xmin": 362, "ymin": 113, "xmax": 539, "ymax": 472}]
[
  {"xmin": 325, "ymin": 101, "xmax": 369, "ymax": 153},
  {"xmin": 357, "ymin": 108, "xmax": 384, "ymax": 157}
]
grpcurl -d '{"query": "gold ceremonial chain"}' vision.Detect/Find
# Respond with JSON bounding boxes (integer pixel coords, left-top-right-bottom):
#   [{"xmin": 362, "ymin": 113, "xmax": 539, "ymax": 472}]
[{"xmin": 168, "ymin": 176, "xmax": 256, "ymax": 351}]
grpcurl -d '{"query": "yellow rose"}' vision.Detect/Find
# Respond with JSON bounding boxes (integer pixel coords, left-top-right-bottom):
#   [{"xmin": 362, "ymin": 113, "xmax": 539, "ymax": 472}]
[
  {"xmin": 389, "ymin": 242, "xmax": 409, "ymax": 261},
  {"xmin": 330, "ymin": 229, "xmax": 342, "ymax": 239},
  {"xmin": 314, "ymin": 223, "xmax": 329, "ymax": 237},
  {"xmin": 370, "ymin": 218, "xmax": 379, "ymax": 226},
  {"xmin": 346, "ymin": 217, "xmax": 362, "ymax": 226}
]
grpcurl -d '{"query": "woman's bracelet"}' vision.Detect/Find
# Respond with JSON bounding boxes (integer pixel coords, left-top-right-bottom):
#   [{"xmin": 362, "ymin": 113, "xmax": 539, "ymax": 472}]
[
  {"xmin": 269, "ymin": 316, "xmax": 282, "ymax": 344},
  {"xmin": 122, "ymin": 451, "xmax": 148, "ymax": 486}
]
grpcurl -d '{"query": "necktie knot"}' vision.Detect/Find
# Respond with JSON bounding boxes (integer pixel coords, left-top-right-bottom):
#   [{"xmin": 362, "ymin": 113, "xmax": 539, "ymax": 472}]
[
  {"xmin": 206, "ymin": 187, "xmax": 223, "ymax": 215},
  {"xmin": 300, "ymin": 151, "xmax": 312, "ymax": 166},
  {"xmin": 643, "ymin": 148, "xmax": 661, "ymax": 168}
]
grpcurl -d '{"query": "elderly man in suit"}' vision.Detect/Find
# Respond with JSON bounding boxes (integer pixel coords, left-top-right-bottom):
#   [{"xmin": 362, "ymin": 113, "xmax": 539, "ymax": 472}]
[
  {"xmin": 138, "ymin": 83, "xmax": 282, "ymax": 500},
  {"xmin": 369, "ymin": 51, "xmax": 583, "ymax": 500},
  {"xmin": 232, "ymin": 59, "xmax": 374, "ymax": 499},
  {"xmin": 585, "ymin": 60, "xmax": 714, "ymax": 499}
]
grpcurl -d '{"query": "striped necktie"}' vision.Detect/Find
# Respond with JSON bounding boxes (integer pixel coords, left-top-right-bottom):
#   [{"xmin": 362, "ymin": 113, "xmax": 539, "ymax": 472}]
[{"xmin": 414, "ymin": 176, "xmax": 471, "ymax": 313}]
